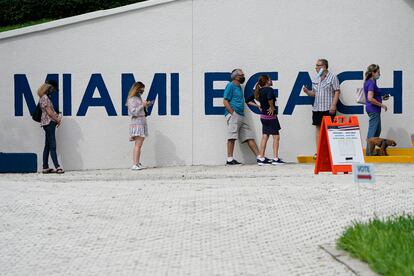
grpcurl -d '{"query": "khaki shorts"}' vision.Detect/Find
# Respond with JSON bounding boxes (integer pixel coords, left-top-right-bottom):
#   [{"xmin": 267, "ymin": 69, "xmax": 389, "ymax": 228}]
[{"xmin": 226, "ymin": 113, "xmax": 255, "ymax": 143}]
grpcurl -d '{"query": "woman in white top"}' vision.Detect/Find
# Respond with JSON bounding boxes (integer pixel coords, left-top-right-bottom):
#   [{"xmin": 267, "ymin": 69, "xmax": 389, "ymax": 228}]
[{"xmin": 126, "ymin": 82, "xmax": 152, "ymax": 170}]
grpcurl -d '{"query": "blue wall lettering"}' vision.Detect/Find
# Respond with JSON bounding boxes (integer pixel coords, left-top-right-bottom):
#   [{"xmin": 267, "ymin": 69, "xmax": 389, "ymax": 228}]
[
  {"xmin": 121, "ymin": 73, "xmax": 178, "ymax": 116},
  {"xmin": 283, "ymin": 72, "xmax": 314, "ymax": 115},
  {"xmin": 381, "ymin": 71, "xmax": 402, "ymax": 114},
  {"xmin": 171, "ymin": 73, "xmax": 180, "ymax": 115},
  {"xmin": 204, "ymin": 72, "xmax": 230, "ymax": 115},
  {"xmin": 13, "ymin": 70, "xmax": 404, "ymax": 118},
  {"xmin": 14, "ymin": 74, "xmax": 59, "ymax": 116},
  {"xmin": 77, "ymin": 74, "xmax": 117, "ymax": 116},
  {"xmin": 145, "ymin": 73, "xmax": 166, "ymax": 116},
  {"xmin": 121, "ymin": 73, "xmax": 136, "ymax": 116},
  {"xmin": 336, "ymin": 71, "xmax": 364, "ymax": 114},
  {"xmin": 63, "ymin": 74, "xmax": 72, "ymax": 116}
]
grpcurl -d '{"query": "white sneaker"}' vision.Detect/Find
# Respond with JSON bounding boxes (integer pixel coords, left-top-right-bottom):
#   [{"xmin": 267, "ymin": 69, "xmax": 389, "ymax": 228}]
[
  {"xmin": 131, "ymin": 164, "xmax": 142, "ymax": 170},
  {"xmin": 138, "ymin": 163, "xmax": 146, "ymax": 169}
]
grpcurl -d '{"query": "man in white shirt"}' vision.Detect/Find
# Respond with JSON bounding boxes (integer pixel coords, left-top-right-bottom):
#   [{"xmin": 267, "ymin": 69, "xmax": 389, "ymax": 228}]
[{"xmin": 303, "ymin": 59, "xmax": 340, "ymax": 156}]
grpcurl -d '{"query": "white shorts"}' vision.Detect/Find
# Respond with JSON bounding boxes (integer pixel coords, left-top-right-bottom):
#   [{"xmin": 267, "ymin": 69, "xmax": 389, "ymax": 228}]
[{"xmin": 225, "ymin": 113, "xmax": 255, "ymax": 143}]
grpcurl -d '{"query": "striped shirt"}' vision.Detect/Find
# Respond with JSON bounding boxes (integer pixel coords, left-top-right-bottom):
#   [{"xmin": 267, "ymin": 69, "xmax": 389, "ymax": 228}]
[{"xmin": 312, "ymin": 71, "xmax": 340, "ymax": 111}]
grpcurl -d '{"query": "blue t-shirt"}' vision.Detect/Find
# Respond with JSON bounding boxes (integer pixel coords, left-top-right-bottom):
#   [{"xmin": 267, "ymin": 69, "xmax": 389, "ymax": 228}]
[
  {"xmin": 223, "ymin": 82, "xmax": 245, "ymax": 116},
  {"xmin": 364, "ymin": 79, "xmax": 382, "ymax": 113}
]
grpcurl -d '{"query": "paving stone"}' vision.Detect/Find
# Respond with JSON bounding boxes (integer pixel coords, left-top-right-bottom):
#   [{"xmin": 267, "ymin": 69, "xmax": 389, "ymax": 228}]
[{"xmin": 0, "ymin": 164, "xmax": 413, "ymax": 275}]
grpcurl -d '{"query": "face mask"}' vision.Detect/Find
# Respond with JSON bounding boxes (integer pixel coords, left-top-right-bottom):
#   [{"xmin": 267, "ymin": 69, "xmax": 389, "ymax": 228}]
[
  {"xmin": 375, "ymin": 74, "xmax": 380, "ymax": 80},
  {"xmin": 238, "ymin": 76, "xmax": 246, "ymax": 84},
  {"xmin": 48, "ymin": 89, "xmax": 57, "ymax": 96},
  {"xmin": 317, "ymin": 67, "xmax": 324, "ymax": 78}
]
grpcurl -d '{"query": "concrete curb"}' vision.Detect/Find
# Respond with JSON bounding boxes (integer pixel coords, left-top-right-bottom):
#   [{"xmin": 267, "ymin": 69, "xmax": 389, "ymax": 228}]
[{"xmin": 319, "ymin": 244, "xmax": 379, "ymax": 276}]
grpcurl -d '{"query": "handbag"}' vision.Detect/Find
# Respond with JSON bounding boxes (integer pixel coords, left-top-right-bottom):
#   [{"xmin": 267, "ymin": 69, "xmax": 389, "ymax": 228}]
[
  {"xmin": 356, "ymin": 87, "xmax": 365, "ymax": 104},
  {"xmin": 31, "ymin": 102, "xmax": 42, "ymax": 122}
]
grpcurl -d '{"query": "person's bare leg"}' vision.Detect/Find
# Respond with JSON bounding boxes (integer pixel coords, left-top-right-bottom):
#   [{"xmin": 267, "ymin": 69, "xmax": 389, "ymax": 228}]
[
  {"xmin": 259, "ymin": 135, "xmax": 269, "ymax": 157},
  {"xmin": 227, "ymin": 139, "xmax": 236, "ymax": 158},
  {"xmin": 272, "ymin": 134, "xmax": 280, "ymax": 159},
  {"xmin": 247, "ymin": 139, "xmax": 259, "ymax": 156},
  {"xmin": 133, "ymin": 137, "xmax": 145, "ymax": 165}
]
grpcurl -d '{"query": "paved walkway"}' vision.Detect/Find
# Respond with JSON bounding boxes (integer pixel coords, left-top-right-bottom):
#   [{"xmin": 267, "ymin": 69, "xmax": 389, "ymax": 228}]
[{"xmin": 1, "ymin": 164, "xmax": 413, "ymax": 275}]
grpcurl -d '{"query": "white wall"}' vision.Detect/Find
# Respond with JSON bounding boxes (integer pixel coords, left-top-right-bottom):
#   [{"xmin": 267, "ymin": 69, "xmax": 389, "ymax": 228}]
[{"xmin": 1, "ymin": 0, "xmax": 413, "ymax": 170}]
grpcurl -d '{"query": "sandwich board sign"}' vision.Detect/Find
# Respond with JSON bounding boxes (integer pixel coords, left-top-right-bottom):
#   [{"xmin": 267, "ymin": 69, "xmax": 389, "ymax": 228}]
[{"xmin": 315, "ymin": 116, "xmax": 365, "ymax": 174}]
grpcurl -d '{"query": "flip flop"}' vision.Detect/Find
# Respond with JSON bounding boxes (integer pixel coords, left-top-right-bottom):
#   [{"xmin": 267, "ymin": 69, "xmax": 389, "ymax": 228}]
[
  {"xmin": 56, "ymin": 167, "xmax": 65, "ymax": 174},
  {"xmin": 42, "ymin": 168, "xmax": 55, "ymax": 174}
]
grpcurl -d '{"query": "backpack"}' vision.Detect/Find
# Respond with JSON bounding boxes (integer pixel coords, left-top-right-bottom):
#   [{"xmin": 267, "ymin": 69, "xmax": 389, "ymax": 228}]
[
  {"xmin": 31, "ymin": 103, "xmax": 42, "ymax": 122},
  {"xmin": 356, "ymin": 87, "xmax": 366, "ymax": 104}
]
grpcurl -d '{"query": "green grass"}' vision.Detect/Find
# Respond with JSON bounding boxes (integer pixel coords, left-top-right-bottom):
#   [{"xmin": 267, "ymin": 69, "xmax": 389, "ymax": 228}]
[
  {"xmin": 0, "ymin": 19, "xmax": 55, "ymax": 33},
  {"xmin": 337, "ymin": 215, "xmax": 414, "ymax": 275}
]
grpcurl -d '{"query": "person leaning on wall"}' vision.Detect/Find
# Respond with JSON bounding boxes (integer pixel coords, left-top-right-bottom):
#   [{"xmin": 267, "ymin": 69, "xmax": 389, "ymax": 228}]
[
  {"xmin": 302, "ymin": 59, "xmax": 340, "ymax": 159},
  {"xmin": 38, "ymin": 80, "xmax": 64, "ymax": 174},
  {"xmin": 223, "ymin": 68, "xmax": 260, "ymax": 165}
]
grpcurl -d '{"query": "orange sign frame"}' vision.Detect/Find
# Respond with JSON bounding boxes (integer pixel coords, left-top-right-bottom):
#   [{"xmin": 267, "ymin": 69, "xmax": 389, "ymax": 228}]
[{"xmin": 314, "ymin": 116, "xmax": 363, "ymax": 174}]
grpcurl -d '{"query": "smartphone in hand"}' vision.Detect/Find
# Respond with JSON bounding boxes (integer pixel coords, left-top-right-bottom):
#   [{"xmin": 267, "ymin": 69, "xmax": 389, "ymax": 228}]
[{"xmin": 302, "ymin": 85, "xmax": 311, "ymax": 93}]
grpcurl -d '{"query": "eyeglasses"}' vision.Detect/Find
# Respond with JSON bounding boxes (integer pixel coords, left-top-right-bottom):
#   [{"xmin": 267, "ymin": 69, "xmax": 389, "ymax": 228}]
[{"xmin": 315, "ymin": 64, "xmax": 324, "ymax": 67}]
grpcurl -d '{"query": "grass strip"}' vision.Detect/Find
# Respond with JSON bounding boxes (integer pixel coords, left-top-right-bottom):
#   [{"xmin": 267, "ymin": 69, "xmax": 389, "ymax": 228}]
[{"xmin": 337, "ymin": 214, "xmax": 414, "ymax": 275}]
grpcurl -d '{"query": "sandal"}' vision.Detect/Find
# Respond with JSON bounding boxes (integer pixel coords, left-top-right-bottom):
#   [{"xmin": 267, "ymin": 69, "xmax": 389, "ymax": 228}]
[
  {"xmin": 42, "ymin": 168, "xmax": 56, "ymax": 174},
  {"xmin": 56, "ymin": 167, "xmax": 65, "ymax": 174}
]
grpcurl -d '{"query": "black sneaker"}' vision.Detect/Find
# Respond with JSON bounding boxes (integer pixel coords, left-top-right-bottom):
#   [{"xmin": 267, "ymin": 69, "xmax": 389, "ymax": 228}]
[
  {"xmin": 257, "ymin": 157, "xmax": 272, "ymax": 166},
  {"xmin": 226, "ymin": 159, "xmax": 241, "ymax": 165},
  {"xmin": 272, "ymin": 158, "xmax": 286, "ymax": 165}
]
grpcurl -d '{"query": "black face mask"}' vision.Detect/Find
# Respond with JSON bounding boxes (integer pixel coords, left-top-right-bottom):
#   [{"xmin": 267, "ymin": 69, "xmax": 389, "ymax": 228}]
[
  {"xmin": 238, "ymin": 77, "xmax": 246, "ymax": 84},
  {"xmin": 48, "ymin": 89, "xmax": 56, "ymax": 97}
]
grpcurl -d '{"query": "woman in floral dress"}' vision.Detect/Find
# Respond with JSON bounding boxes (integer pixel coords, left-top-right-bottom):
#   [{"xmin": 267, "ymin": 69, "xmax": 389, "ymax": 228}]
[{"xmin": 126, "ymin": 82, "xmax": 151, "ymax": 170}]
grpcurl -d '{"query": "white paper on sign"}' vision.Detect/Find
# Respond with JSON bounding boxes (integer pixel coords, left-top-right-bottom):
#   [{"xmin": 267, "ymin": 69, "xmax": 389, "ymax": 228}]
[{"xmin": 327, "ymin": 125, "xmax": 365, "ymax": 165}]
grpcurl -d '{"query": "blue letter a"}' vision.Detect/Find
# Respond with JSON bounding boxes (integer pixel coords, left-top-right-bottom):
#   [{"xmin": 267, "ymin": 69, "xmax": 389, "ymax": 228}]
[{"xmin": 77, "ymin": 74, "xmax": 117, "ymax": 116}]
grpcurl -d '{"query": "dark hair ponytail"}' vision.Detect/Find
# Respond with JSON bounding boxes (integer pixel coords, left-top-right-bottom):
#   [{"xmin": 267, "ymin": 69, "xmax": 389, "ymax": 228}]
[{"xmin": 254, "ymin": 75, "xmax": 270, "ymax": 100}]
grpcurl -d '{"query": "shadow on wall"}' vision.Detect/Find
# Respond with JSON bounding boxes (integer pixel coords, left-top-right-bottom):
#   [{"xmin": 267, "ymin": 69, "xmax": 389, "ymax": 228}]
[
  {"xmin": 57, "ymin": 118, "xmax": 84, "ymax": 170},
  {"xmin": 153, "ymin": 130, "xmax": 185, "ymax": 167},
  {"xmin": 385, "ymin": 127, "xmax": 412, "ymax": 148}
]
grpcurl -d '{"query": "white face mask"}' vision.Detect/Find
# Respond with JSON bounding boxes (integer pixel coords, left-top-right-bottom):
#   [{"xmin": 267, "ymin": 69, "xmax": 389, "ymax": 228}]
[{"xmin": 317, "ymin": 67, "xmax": 324, "ymax": 78}]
